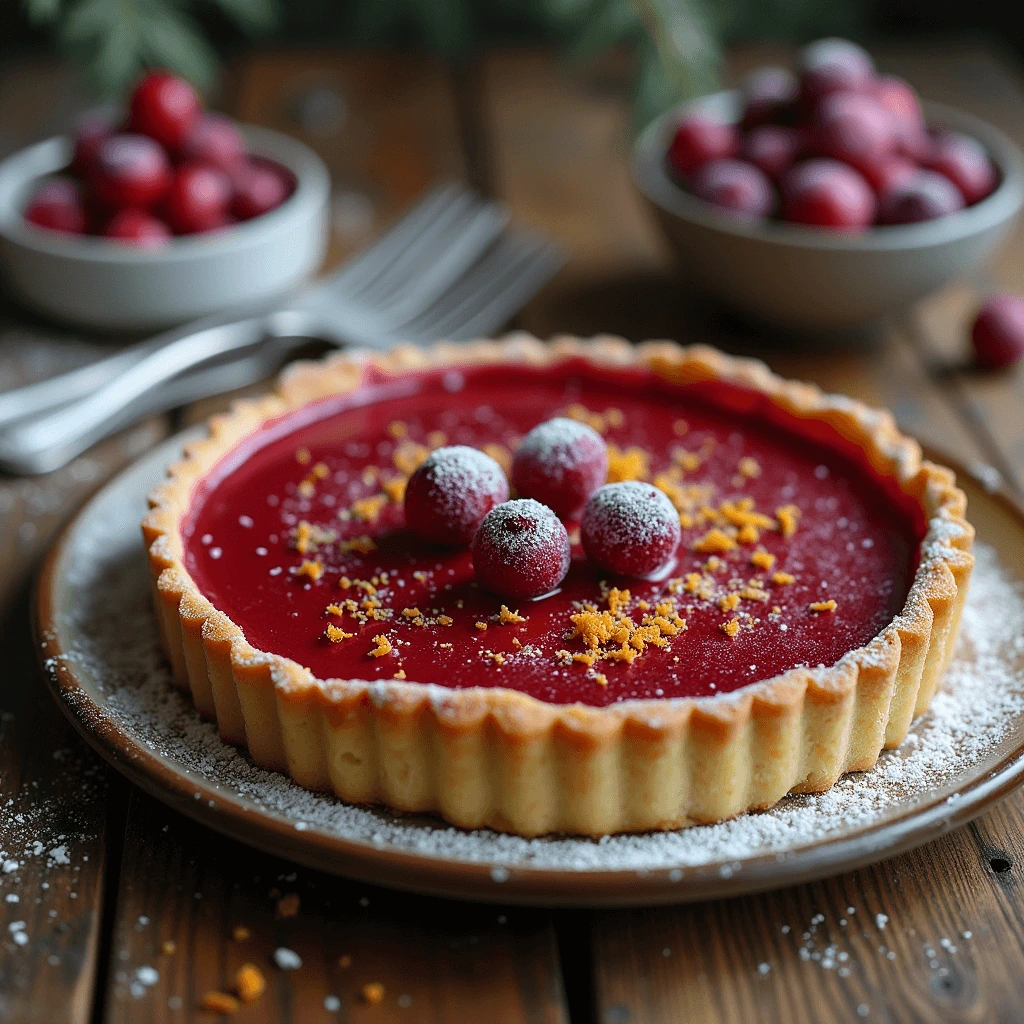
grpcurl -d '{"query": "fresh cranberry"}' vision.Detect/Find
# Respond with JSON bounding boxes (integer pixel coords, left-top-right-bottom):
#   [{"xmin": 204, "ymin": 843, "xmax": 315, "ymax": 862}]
[
  {"xmin": 925, "ymin": 133, "xmax": 998, "ymax": 204},
  {"xmin": 690, "ymin": 159, "xmax": 775, "ymax": 219},
  {"xmin": 581, "ymin": 482, "xmax": 681, "ymax": 578},
  {"xmin": 511, "ymin": 418, "xmax": 608, "ymax": 518},
  {"xmin": 812, "ymin": 92, "xmax": 896, "ymax": 167},
  {"xmin": 163, "ymin": 163, "xmax": 232, "ymax": 234},
  {"xmin": 666, "ymin": 114, "xmax": 739, "ymax": 179},
  {"xmin": 103, "ymin": 208, "xmax": 172, "ymax": 246},
  {"xmin": 24, "ymin": 178, "xmax": 87, "ymax": 234},
  {"xmin": 797, "ymin": 38, "xmax": 876, "ymax": 104},
  {"xmin": 128, "ymin": 71, "xmax": 201, "ymax": 150},
  {"xmin": 877, "ymin": 171, "xmax": 965, "ymax": 225},
  {"xmin": 179, "ymin": 113, "xmax": 246, "ymax": 172},
  {"xmin": 741, "ymin": 126, "xmax": 803, "ymax": 182},
  {"xmin": 740, "ymin": 66, "xmax": 798, "ymax": 129},
  {"xmin": 472, "ymin": 499, "xmax": 571, "ymax": 600},
  {"xmin": 90, "ymin": 134, "xmax": 171, "ymax": 210},
  {"xmin": 230, "ymin": 158, "xmax": 293, "ymax": 221},
  {"xmin": 405, "ymin": 446, "xmax": 509, "ymax": 546},
  {"xmin": 781, "ymin": 159, "xmax": 876, "ymax": 230},
  {"xmin": 858, "ymin": 155, "xmax": 917, "ymax": 196},
  {"xmin": 972, "ymin": 293, "xmax": 1024, "ymax": 370},
  {"xmin": 70, "ymin": 110, "xmax": 114, "ymax": 179},
  {"xmin": 874, "ymin": 75, "xmax": 923, "ymax": 140}
]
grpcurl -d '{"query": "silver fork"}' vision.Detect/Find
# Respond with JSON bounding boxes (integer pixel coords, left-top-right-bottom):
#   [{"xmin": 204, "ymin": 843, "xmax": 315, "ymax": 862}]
[{"xmin": 0, "ymin": 187, "xmax": 563, "ymax": 475}]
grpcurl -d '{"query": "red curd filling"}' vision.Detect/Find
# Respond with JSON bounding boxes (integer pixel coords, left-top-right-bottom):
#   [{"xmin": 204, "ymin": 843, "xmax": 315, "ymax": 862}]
[{"xmin": 181, "ymin": 360, "xmax": 925, "ymax": 708}]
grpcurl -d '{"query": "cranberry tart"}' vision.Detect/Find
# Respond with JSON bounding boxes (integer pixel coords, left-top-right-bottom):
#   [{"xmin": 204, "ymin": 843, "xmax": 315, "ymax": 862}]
[{"xmin": 143, "ymin": 336, "xmax": 974, "ymax": 837}]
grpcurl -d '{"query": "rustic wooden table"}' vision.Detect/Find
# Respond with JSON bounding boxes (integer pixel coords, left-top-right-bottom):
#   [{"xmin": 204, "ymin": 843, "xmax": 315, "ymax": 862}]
[{"xmin": 2, "ymin": 43, "xmax": 1024, "ymax": 1024}]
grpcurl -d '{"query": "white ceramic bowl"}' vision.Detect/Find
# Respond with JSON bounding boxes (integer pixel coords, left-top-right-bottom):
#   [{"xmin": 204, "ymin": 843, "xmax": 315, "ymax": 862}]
[
  {"xmin": 0, "ymin": 126, "xmax": 330, "ymax": 331},
  {"xmin": 632, "ymin": 94, "xmax": 1024, "ymax": 330}
]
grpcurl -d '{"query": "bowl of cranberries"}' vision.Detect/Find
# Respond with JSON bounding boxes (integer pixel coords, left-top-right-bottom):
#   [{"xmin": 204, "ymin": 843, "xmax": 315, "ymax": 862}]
[
  {"xmin": 0, "ymin": 72, "xmax": 330, "ymax": 330},
  {"xmin": 632, "ymin": 39, "xmax": 1024, "ymax": 330}
]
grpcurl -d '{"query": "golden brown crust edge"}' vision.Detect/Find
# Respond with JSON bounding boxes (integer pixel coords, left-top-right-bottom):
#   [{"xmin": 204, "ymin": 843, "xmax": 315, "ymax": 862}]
[{"xmin": 142, "ymin": 335, "xmax": 975, "ymax": 837}]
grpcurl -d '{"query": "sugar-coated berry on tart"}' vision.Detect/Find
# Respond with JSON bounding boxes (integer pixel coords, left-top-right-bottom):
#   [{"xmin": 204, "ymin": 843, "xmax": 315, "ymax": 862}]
[
  {"xmin": 472, "ymin": 498, "xmax": 571, "ymax": 600},
  {"xmin": 511, "ymin": 417, "xmax": 608, "ymax": 517},
  {"xmin": 581, "ymin": 481, "xmax": 682, "ymax": 578},
  {"xmin": 405, "ymin": 445, "xmax": 509, "ymax": 546}
]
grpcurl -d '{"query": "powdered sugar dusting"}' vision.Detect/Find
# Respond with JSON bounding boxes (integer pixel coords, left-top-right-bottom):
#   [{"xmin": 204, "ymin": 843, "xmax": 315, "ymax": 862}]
[{"xmin": 515, "ymin": 417, "xmax": 604, "ymax": 479}]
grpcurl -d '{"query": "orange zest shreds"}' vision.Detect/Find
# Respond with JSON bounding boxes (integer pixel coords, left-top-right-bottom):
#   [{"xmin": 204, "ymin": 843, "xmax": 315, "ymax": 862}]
[
  {"xmin": 718, "ymin": 499, "xmax": 775, "ymax": 531},
  {"xmin": 568, "ymin": 589, "xmax": 682, "ymax": 668},
  {"xmin": 720, "ymin": 618, "xmax": 741, "ymax": 638},
  {"xmin": 771, "ymin": 605, "xmax": 782, "ymax": 615},
  {"xmin": 393, "ymin": 440, "xmax": 430, "ymax": 475},
  {"xmin": 292, "ymin": 520, "xmax": 336, "ymax": 555},
  {"xmin": 232, "ymin": 926, "xmax": 251, "ymax": 942},
  {"xmin": 312, "ymin": 461, "xmax": 330, "ymax": 480},
  {"xmin": 739, "ymin": 585, "xmax": 770, "ymax": 602},
  {"xmin": 488, "ymin": 652, "xmax": 506, "ymax": 666},
  {"xmin": 751, "ymin": 549, "xmax": 776, "ymax": 571},
  {"xmin": 339, "ymin": 535, "xmax": 376, "ymax": 555},
  {"xmin": 679, "ymin": 513, "xmax": 694, "ymax": 528},
  {"xmin": 297, "ymin": 480, "xmax": 316, "ymax": 499},
  {"xmin": 672, "ymin": 448, "xmax": 702, "ymax": 472},
  {"xmin": 564, "ymin": 403, "xmax": 607, "ymax": 433},
  {"xmin": 605, "ymin": 444, "xmax": 650, "ymax": 483},
  {"xmin": 737, "ymin": 456, "xmax": 761, "ymax": 478},
  {"xmin": 326, "ymin": 603, "xmax": 347, "ymax": 616},
  {"xmin": 719, "ymin": 593, "xmax": 741, "ymax": 613},
  {"xmin": 475, "ymin": 621, "xmax": 488, "ymax": 631},
  {"xmin": 593, "ymin": 672, "xmax": 609, "ymax": 686},
  {"xmin": 369, "ymin": 635, "xmax": 392, "ymax": 657},
  {"xmin": 401, "ymin": 607, "xmax": 423, "ymax": 618},
  {"xmin": 607, "ymin": 588, "xmax": 631, "ymax": 615},
  {"xmin": 202, "ymin": 991, "xmax": 240, "ymax": 1014},
  {"xmin": 772, "ymin": 571, "xmax": 796, "ymax": 586},
  {"xmin": 427, "ymin": 429, "xmax": 448, "ymax": 449},
  {"xmin": 482, "ymin": 443, "xmax": 513, "ymax": 475},
  {"xmin": 737, "ymin": 523, "xmax": 759, "ymax": 545},
  {"xmin": 776, "ymin": 504, "xmax": 801, "ymax": 538},
  {"xmin": 276, "ymin": 893, "xmax": 300, "ymax": 918},
  {"xmin": 295, "ymin": 446, "xmax": 311, "ymax": 465},
  {"xmin": 705, "ymin": 555, "xmax": 724, "ymax": 572},
  {"xmin": 572, "ymin": 651, "xmax": 598, "ymax": 667},
  {"xmin": 393, "ymin": 668, "xmax": 407, "ymax": 679},
  {"xmin": 693, "ymin": 528, "xmax": 737, "ymax": 554},
  {"xmin": 683, "ymin": 572, "xmax": 703, "ymax": 593},
  {"xmin": 382, "ymin": 475, "xmax": 408, "ymax": 503},
  {"xmin": 511, "ymin": 637, "xmax": 523, "ymax": 649},
  {"xmin": 606, "ymin": 408, "xmax": 625, "ymax": 428},
  {"xmin": 498, "ymin": 605, "xmax": 527, "ymax": 625},
  {"xmin": 161, "ymin": 940, "xmax": 176, "ymax": 955},
  {"xmin": 351, "ymin": 494, "xmax": 388, "ymax": 523},
  {"xmin": 673, "ymin": 418, "xmax": 689, "ymax": 436},
  {"xmin": 437, "ymin": 615, "xmax": 454, "ymax": 626},
  {"xmin": 326, "ymin": 624, "xmax": 354, "ymax": 643},
  {"xmin": 362, "ymin": 982, "xmax": 386, "ymax": 1006},
  {"xmin": 809, "ymin": 599, "xmax": 838, "ymax": 613},
  {"xmin": 388, "ymin": 420, "xmax": 408, "ymax": 438},
  {"xmin": 361, "ymin": 466, "xmax": 379, "ymax": 487},
  {"xmin": 653, "ymin": 474, "xmax": 715, "ymax": 517},
  {"xmin": 235, "ymin": 964, "xmax": 266, "ymax": 1005},
  {"xmin": 296, "ymin": 559, "xmax": 324, "ymax": 581}
]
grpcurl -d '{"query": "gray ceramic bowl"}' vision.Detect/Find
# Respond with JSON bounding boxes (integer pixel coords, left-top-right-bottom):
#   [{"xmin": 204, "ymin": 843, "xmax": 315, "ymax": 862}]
[
  {"xmin": 632, "ymin": 93, "xmax": 1024, "ymax": 330},
  {"xmin": 0, "ymin": 125, "xmax": 330, "ymax": 331}
]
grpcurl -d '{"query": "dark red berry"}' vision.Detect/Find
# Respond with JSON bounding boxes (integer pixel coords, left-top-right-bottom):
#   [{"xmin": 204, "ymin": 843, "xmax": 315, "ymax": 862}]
[
  {"xmin": 103, "ymin": 208, "xmax": 172, "ymax": 246},
  {"xmin": 472, "ymin": 499, "xmax": 571, "ymax": 600},
  {"xmin": 812, "ymin": 92, "xmax": 896, "ymax": 167},
  {"xmin": 511, "ymin": 417, "xmax": 608, "ymax": 518},
  {"xmin": 405, "ymin": 446, "xmax": 509, "ymax": 546},
  {"xmin": 740, "ymin": 67, "xmax": 798, "ymax": 130},
  {"xmin": 90, "ymin": 134, "xmax": 172, "ymax": 210},
  {"xmin": 925, "ymin": 133, "xmax": 998, "ymax": 205},
  {"xmin": 230, "ymin": 158, "xmax": 293, "ymax": 220},
  {"xmin": 667, "ymin": 115, "xmax": 739, "ymax": 179},
  {"xmin": 163, "ymin": 163, "xmax": 232, "ymax": 234},
  {"xmin": 781, "ymin": 159, "xmax": 875, "ymax": 230},
  {"xmin": 690, "ymin": 159, "xmax": 775, "ymax": 219},
  {"xmin": 24, "ymin": 178, "xmax": 87, "ymax": 234},
  {"xmin": 179, "ymin": 113, "xmax": 246, "ymax": 172},
  {"xmin": 741, "ymin": 126, "xmax": 803, "ymax": 183},
  {"xmin": 70, "ymin": 110, "xmax": 114, "ymax": 179},
  {"xmin": 972, "ymin": 293, "xmax": 1024, "ymax": 370},
  {"xmin": 874, "ymin": 75, "xmax": 923, "ymax": 141},
  {"xmin": 877, "ymin": 171, "xmax": 965, "ymax": 225},
  {"xmin": 129, "ymin": 71, "xmax": 201, "ymax": 150},
  {"xmin": 857, "ymin": 154, "xmax": 917, "ymax": 196},
  {"xmin": 581, "ymin": 482, "xmax": 681, "ymax": 578},
  {"xmin": 796, "ymin": 38, "xmax": 875, "ymax": 105}
]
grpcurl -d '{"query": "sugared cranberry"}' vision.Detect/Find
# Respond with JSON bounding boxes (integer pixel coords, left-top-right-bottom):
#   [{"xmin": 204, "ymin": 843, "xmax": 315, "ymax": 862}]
[
  {"xmin": 511, "ymin": 418, "xmax": 607, "ymax": 518},
  {"xmin": 230, "ymin": 158, "xmax": 293, "ymax": 220},
  {"xmin": 741, "ymin": 126, "xmax": 803, "ymax": 183},
  {"xmin": 812, "ymin": 92, "xmax": 896, "ymax": 167},
  {"xmin": 781, "ymin": 159, "xmax": 875, "ymax": 230},
  {"xmin": 70, "ymin": 111, "xmax": 114, "ymax": 179},
  {"xmin": 740, "ymin": 67, "xmax": 798, "ymax": 130},
  {"xmin": 581, "ymin": 482, "xmax": 681, "ymax": 578},
  {"xmin": 405, "ymin": 446, "xmax": 509, "ymax": 546},
  {"xmin": 179, "ymin": 114, "xmax": 246, "ymax": 172},
  {"xmin": 472, "ymin": 499, "xmax": 571, "ymax": 600},
  {"xmin": 857, "ymin": 154, "xmax": 917, "ymax": 196},
  {"xmin": 877, "ymin": 171, "xmax": 965, "ymax": 225},
  {"xmin": 90, "ymin": 134, "xmax": 171, "ymax": 210},
  {"xmin": 103, "ymin": 208, "xmax": 172, "ymax": 246},
  {"xmin": 666, "ymin": 114, "xmax": 739, "ymax": 179},
  {"xmin": 129, "ymin": 71, "xmax": 201, "ymax": 150},
  {"xmin": 690, "ymin": 159, "xmax": 775, "ymax": 219},
  {"xmin": 24, "ymin": 178, "xmax": 87, "ymax": 234},
  {"xmin": 972, "ymin": 293, "xmax": 1024, "ymax": 370},
  {"xmin": 925, "ymin": 133, "xmax": 998, "ymax": 205},
  {"xmin": 874, "ymin": 75, "xmax": 923, "ymax": 140},
  {"xmin": 796, "ymin": 38, "xmax": 875, "ymax": 104},
  {"xmin": 163, "ymin": 163, "xmax": 232, "ymax": 234}
]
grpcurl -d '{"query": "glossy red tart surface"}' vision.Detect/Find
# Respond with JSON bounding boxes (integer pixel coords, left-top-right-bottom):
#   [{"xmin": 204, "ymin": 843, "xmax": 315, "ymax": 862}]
[{"xmin": 181, "ymin": 360, "xmax": 924, "ymax": 708}]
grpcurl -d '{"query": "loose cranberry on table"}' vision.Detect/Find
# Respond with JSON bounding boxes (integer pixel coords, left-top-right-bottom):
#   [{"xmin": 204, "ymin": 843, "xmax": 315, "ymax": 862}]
[
  {"xmin": 690, "ymin": 159, "xmax": 775, "ymax": 219},
  {"xmin": 781, "ymin": 159, "xmax": 876, "ymax": 230},
  {"xmin": 179, "ymin": 114, "xmax": 246, "ymax": 173},
  {"xmin": 24, "ymin": 178, "xmax": 87, "ymax": 234},
  {"xmin": 230, "ymin": 159, "xmax": 293, "ymax": 221},
  {"xmin": 70, "ymin": 111, "xmax": 114, "ymax": 179},
  {"xmin": 877, "ymin": 170, "xmax": 965, "ymax": 225},
  {"xmin": 89, "ymin": 134, "xmax": 172, "ymax": 210},
  {"xmin": 972, "ymin": 293, "xmax": 1024, "ymax": 370},
  {"xmin": 667, "ymin": 114, "xmax": 739, "ymax": 179},
  {"xmin": 103, "ymin": 208, "xmax": 172, "ymax": 246},
  {"xmin": 740, "ymin": 66, "xmax": 798, "ymax": 130},
  {"xmin": 511, "ymin": 418, "xmax": 608, "ymax": 518},
  {"xmin": 128, "ymin": 71, "xmax": 201, "ymax": 150},
  {"xmin": 472, "ymin": 499, "xmax": 571, "ymax": 600},
  {"xmin": 741, "ymin": 126, "xmax": 803, "ymax": 183},
  {"xmin": 405, "ymin": 445, "xmax": 509, "ymax": 546},
  {"xmin": 163, "ymin": 163, "xmax": 232, "ymax": 234},
  {"xmin": 925, "ymin": 133, "xmax": 998, "ymax": 204},
  {"xmin": 581, "ymin": 481, "xmax": 681, "ymax": 578},
  {"xmin": 796, "ymin": 37, "xmax": 876, "ymax": 105},
  {"xmin": 812, "ymin": 91, "xmax": 897, "ymax": 167}
]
